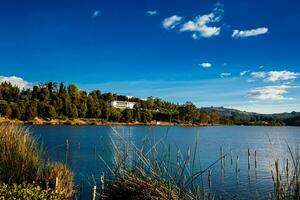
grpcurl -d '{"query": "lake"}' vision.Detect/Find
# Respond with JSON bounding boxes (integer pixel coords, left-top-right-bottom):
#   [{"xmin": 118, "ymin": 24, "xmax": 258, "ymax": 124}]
[{"xmin": 31, "ymin": 125, "xmax": 300, "ymax": 199}]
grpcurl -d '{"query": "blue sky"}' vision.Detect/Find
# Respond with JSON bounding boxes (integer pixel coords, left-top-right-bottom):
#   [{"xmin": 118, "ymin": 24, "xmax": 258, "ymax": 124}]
[{"xmin": 0, "ymin": 0, "xmax": 300, "ymax": 113}]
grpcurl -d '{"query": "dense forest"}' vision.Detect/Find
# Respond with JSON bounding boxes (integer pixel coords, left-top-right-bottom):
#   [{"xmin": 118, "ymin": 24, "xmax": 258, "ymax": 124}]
[{"xmin": 0, "ymin": 82, "xmax": 299, "ymax": 126}]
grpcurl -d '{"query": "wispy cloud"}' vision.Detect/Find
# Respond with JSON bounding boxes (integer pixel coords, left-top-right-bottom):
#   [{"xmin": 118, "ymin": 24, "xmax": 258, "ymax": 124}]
[
  {"xmin": 93, "ymin": 10, "xmax": 101, "ymax": 17},
  {"xmin": 220, "ymin": 72, "xmax": 231, "ymax": 78},
  {"xmin": 248, "ymin": 85, "xmax": 297, "ymax": 101},
  {"xmin": 232, "ymin": 27, "xmax": 268, "ymax": 38},
  {"xmin": 146, "ymin": 10, "xmax": 158, "ymax": 16},
  {"xmin": 251, "ymin": 71, "xmax": 266, "ymax": 79},
  {"xmin": 162, "ymin": 15, "xmax": 182, "ymax": 29},
  {"xmin": 79, "ymin": 78, "xmax": 244, "ymax": 104},
  {"xmin": 240, "ymin": 70, "xmax": 250, "ymax": 76},
  {"xmin": 0, "ymin": 75, "xmax": 32, "ymax": 89},
  {"xmin": 199, "ymin": 63, "xmax": 212, "ymax": 68},
  {"xmin": 251, "ymin": 70, "xmax": 300, "ymax": 82},
  {"xmin": 79, "ymin": 78, "xmax": 299, "ymax": 113},
  {"xmin": 180, "ymin": 3, "xmax": 223, "ymax": 39},
  {"xmin": 258, "ymin": 65, "xmax": 264, "ymax": 69}
]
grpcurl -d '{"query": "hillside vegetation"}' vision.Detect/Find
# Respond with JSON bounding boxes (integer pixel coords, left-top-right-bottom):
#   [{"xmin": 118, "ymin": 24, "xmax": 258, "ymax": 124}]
[{"xmin": 0, "ymin": 82, "xmax": 299, "ymax": 126}]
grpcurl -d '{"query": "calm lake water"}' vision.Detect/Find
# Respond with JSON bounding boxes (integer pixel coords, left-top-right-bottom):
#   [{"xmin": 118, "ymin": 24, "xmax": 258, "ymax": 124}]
[{"xmin": 30, "ymin": 125, "xmax": 300, "ymax": 199}]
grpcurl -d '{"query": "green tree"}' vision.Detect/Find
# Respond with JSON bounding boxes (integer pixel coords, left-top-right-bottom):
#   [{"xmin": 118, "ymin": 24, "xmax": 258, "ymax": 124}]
[
  {"xmin": 110, "ymin": 108, "xmax": 122, "ymax": 121},
  {"xmin": 26, "ymin": 101, "xmax": 38, "ymax": 120},
  {"xmin": 77, "ymin": 92, "xmax": 88, "ymax": 118},
  {"xmin": 86, "ymin": 95, "xmax": 100, "ymax": 118},
  {"xmin": 141, "ymin": 109, "xmax": 152, "ymax": 123},
  {"xmin": 101, "ymin": 104, "xmax": 111, "ymax": 120},
  {"xmin": 210, "ymin": 112, "xmax": 220, "ymax": 125},
  {"xmin": 2, "ymin": 103, "xmax": 12, "ymax": 117},
  {"xmin": 38, "ymin": 102, "xmax": 57, "ymax": 119},
  {"xmin": 122, "ymin": 109, "xmax": 134, "ymax": 122},
  {"xmin": 39, "ymin": 87, "xmax": 49, "ymax": 102},
  {"xmin": 68, "ymin": 104, "xmax": 78, "ymax": 118},
  {"xmin": 179, "ymin": 102, "xmax": 200, "ymax": 123}
]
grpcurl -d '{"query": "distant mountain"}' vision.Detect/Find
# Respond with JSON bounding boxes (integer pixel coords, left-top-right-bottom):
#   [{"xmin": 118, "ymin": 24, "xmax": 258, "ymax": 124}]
[
  {"xmin": 200, "ymin": 106, "xmax": 299, "ymax": 117},
  {"xmin": 200, "ymin": 106, "xmax": 258, "ymax": 117},
  {"xmin": 200, "ymin": 106, "xmax": 300, "ymax": 126}
]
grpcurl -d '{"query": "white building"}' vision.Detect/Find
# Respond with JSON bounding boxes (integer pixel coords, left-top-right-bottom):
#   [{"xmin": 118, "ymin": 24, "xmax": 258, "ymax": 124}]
[{"xmin": 110, "ymin": 101, "xmax": 136, "ymax": 109}]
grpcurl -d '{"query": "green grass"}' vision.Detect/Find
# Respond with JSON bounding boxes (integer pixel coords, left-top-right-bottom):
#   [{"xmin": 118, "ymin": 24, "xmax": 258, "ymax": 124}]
[{"xmin": 0, "ymin": 183, "xmax": 65, "ymax": 200}]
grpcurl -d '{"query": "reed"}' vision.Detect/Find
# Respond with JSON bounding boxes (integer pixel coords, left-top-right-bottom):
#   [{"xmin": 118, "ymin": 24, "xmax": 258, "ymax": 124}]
[
  {"xmin": 271, "ymin": 144, "xmax": 300, "ymax": 200},
  {"xmin": 98, "ymin": 126, "xmax": 221, "ymax": 200},
  {"xmin": 39, "ymin": 163, "xmax": 74, "ymax": 199}
]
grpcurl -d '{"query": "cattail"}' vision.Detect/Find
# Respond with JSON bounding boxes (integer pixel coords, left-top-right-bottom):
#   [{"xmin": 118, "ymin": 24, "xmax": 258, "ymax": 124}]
[
  {"xmin": 55, "ymin": 177, "xmax": 59, "ymax": 193},
  {"xmin": 177, "ymin": 147, "xmax": 180, "ymax": 166},
  {"xmin": 92, "ymin": 185, "xmax": 96, "ymax": 200},
  {"xmin": 208, "ymin": 170, "xmax": 212, "ymax": 188},
  {"xmin": 247, "ymin": 148, "xmax": 250, "ymax": 171},
  {"xmin": 275, "ymin": 160, "xmax": 280, "ymax": 187},
  {"xmin": 254, "ymin": 150, "xmax": 257, "ymax": 169},
  {"xmin": 187, "ymin": 145, "xmax": 191, "ymax": 162},
  {"xmin": 23, "ymin": 135, "xmax": 27, "ymax": 144},
  {"xmin": 236, "ymin": 156, "xmax": 239, "ymax": 175},
  {"xmin": 100, "ymin": 172, "xmax": 105, "ymax": 199},
  {"xmin": 65, "ymin": 139, "xmax": 69, "ymax": 151},
  {"xmin": 286, "ymin": 159, "xmax": 289, "ymax": 179}
]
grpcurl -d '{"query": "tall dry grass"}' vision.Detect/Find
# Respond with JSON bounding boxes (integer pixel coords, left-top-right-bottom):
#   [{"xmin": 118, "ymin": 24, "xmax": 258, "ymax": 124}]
[
  {"xmin": 0, "ymin": 124, "xmax": 41, "ymax": 184},
  {"xmin": 39, "ymin": 163, "xmax": 74, "ymax": 198},
  {"xmin": 0, "ymin": 124, "xmax": 74, "ymax": 199},
  {"xmin": 271, "ymin": 144, "xmax": 300, "ymax": 200}
]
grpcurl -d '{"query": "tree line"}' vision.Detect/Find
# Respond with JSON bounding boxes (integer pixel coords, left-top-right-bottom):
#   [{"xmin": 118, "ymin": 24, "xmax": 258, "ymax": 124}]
[
  {"xmin": 1, "ymin": 81, "xmax": 298, "ymax": 125},
  {"xmin": 0, "ymin": 82, "xmax": 223, "ymax": 124}
]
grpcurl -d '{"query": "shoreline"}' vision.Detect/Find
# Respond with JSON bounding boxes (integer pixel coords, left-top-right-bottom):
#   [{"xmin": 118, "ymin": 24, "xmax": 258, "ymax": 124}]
[
  {"xmin": 0, "ymin": 117, "xmax": 212, "ymax": 127},
  {"xmin": 1, "ymin": 117, "xmax": 293, "ymax": 127}
]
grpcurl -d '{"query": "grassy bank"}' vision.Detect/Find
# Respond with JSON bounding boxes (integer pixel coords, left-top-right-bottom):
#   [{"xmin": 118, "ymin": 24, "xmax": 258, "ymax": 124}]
[
  {"xmin": 0, "ymin": 124, "xmax": 74, "ymax": 199},
  {"xmin": 0, "ymin": 116, "xmax": 212, "ymax": 126}
]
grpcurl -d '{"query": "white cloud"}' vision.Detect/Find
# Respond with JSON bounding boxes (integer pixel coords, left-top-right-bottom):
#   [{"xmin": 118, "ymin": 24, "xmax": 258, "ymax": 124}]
[
  {"xmin": 251, "ymin": 71, "xmax": 266, "ymax": 79},
  {"xmin": 220, "ymin": 73, "xmax": 231, "ymax": 78},
  {"xmin": 0, "ymin": 75, "xmax": 32, "ymax": 89},
  {"xmin": 232, "ymin": 27, "xmax": 268, "ymax": 38},
  {"xmin": 259, "ymin": 65, "xmax": 264, "ymax": 69},
  {"xmin": 240, "ymin": 70, "xmax": 250, "ymax": 76},
  {"xmin": 266, "ymin": 71, "xmax": 299, "ymax": 82},
  {"xmin": 180, "ymin": 4, "xmax": 223, "ymax": 39},
  {"xmin": 251, "ymin": 70, "xmax": 300, "ymax": 82},
  {"xmin": 199, "ymin": 63, "xmax": 212, "ymax": 68},
  {"xmin": 162, "ymin": 15, "xmax": 182, "ymax": 29},
  {"xmin": 93, "ymin": 10, "xmax": 100, "ymax": 17},
  {"xmin": 248, "ymin": 85, "xmax": 297, "ymax": 101},
  {"xmin": 146, "ymin": 10, "xmax": 158, "ymax": 16}
]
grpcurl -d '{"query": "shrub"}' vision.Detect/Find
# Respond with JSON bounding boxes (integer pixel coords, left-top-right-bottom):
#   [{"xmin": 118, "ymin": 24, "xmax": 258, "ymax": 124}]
[{"xmin": 0, "ymin": 183, "xmax": 65, "ymax": 200}]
